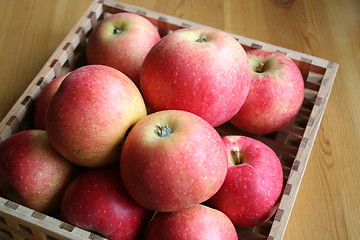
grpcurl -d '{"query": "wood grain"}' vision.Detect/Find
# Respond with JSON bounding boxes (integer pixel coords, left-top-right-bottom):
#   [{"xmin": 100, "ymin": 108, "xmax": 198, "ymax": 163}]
[{"xmin": 0, "ymin": 0, "xmax": 359, "ymax": 239}]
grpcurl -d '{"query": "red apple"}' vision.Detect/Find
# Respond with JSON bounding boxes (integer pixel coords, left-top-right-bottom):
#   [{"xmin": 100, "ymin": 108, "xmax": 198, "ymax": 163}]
[
  {"xmin": 120, "ymin": 110, "xmax": 228, "ymax": 212},
  {"xmin": 147, "ymin": 204, "xmax": 238, "ymax": 240},
  {"xmin": 61, "ymin": 167, "xmax": 152, "ymax": 240},
  {"xmin": 230, "ymin": 49, "xmax": 304, "ymax": 134},
  {"xmin": 208, "ymin": 135, "xmax": 284, "ymax": 228},
  {"xmin": 46, "ymin": 65, "xmax": 147, "ymax": 167},
  {"xmin": 0, "ymin": 130, "xmax": 78, "ymax": 213},
  {"xmin": 86, "ymin": 12, "xmax": 161, "ymax": 88},
  {"xmin": 34, "ymin": 72, "xmax": 70, "ymax": 130},
  {"xmin": 140, "ymin": 27, "xmax": 251, "ymax": 127}
]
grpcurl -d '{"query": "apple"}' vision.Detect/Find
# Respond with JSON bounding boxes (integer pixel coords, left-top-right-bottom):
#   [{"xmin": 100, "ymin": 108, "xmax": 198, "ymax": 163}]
[
  {"xmin": 34, "ymin": 72, "xmax": 70, "ymax": 130},
  {"xmin": 120, "ymin": 110, "xmax": 228, "ymax": 212},
  {"xmin": 140, "ymin": 27, "xmax": 251, "ymax": 127},
  {"xmin": 61, "ymin": 167, "xmax": 152, "ymax": 240},
  {"xmin": 207, "ymin": 135, "xmax": 284, "ymax": 228},
  {"xmin": 46, "ymin": 65, "xmax": 147, "ymax": 167},
  {"xmin": 146, "ymin": 204, "xmax": 238, "ymax": 240},
  {"xmin": 86, "ymin": 12, "xmax": 161, "ymax": 88},
  {"xmin": 230, "ymin": 49, "xmax": 304, "ymax": 134},
  {"xmin": 0, "ymin": 129, "xmax": 78, "ymax": 213}
]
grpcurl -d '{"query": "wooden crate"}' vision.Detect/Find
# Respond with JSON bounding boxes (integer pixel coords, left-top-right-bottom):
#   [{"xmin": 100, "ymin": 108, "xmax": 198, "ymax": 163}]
[{"xmin": 0, "ymin": 0, "xmax": 338, "ymax": 239}]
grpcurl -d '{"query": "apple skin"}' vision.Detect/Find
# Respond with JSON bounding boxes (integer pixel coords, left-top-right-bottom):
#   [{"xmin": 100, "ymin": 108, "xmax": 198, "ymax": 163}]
[
  {"xmin": 61, "ymin": 167, "xmax": 153, "ymax": 240},
  {"xmin": 207, "ymin": 135, "xmax": 284, "ymax": 228},
  {"xmin": 147, "ymin": 204, "xmax": 238, "ymax": 240},
  {"xmin": 46, "ymin": 65, "xmax": 147, "ymax": 167},
  {"xmin": 0, "ymin": 129, "xmax": 78, "ymax": 213},
  {"xmin": 140, "ymin": 27, "xmax": 251, "ymax": 127},
  {"xmin": 34, "ymin": 72, "xmax": 70, "ymax": 130},
  {"xmin": 86, "ymin": 12, "xmax": 161, "ymax": 88},
  {"xmin": 230, "ymin": 49, "xmax": 304, "ymax": 134},
  {"xmin": 120, "ymin": 110, "xmax": 228, "ymax": 212}
]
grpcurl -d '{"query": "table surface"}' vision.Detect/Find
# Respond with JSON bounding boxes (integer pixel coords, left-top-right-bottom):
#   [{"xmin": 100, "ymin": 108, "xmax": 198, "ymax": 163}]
[{"xmin": 0, "ymin": 0, "xmax": 359, "ymax": 239}]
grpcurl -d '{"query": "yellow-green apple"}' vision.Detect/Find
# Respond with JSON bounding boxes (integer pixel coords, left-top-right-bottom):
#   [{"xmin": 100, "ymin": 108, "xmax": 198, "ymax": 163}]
[
  {"xmin": 46, "ymin": 65, "xmax": 147, "ymax": 167},
  {"xmin": 61, "ymin": 167, "xmax": 152, "ymax": 240},
  {"xmin": 34, "ymin": 72, "xmax": 70, "ymax": 130},
  {"xmin": 208, "ymin": 135, "xmax": 284, "ymax": 228},
  {"xmin": 140, "ymin": 28, "xmax": 251, "ymax": 127},
  {"xmin": 120, "ymin": 110, "xmax": 228, "ymax": 212},
  {"xmin": 230, "ymin": 49, "xmax": 304, "ymax": 134},
  {"xmin": 146, "ymin": 204, "xmax": 238, "ymax": 240},
  {"xmin": 86, "ymin": 12, "xmax": 161, "ymax": 88},
  {"xmin": 0, "ymin": 130, "xmax": 78, "ymax": 213}
]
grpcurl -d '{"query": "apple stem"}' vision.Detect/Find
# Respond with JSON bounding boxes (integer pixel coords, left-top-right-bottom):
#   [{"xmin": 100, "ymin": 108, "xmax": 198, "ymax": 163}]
[
  {"xmin": 195, "ymin": 36, "xmax": 207, "ymax": 43},
  {"xmin": 255, "ymin": 61, "xmax": 265, "ymax": 73},
  {"xmin": 231, "ymin": 149, "xmax": 243, "ymax": 165},
  {"xmin": 155, "ymin": 125, "xmax": 173, "ymax": 137},
  {"xmin": 113, "ymin": 27, "xmax": 123, "ymax": 35}
]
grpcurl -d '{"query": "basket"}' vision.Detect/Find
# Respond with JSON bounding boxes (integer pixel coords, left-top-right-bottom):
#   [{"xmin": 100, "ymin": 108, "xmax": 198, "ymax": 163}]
[{"xmin": 0, "ymin": 0, "xmax": 338, "ymax": 239}]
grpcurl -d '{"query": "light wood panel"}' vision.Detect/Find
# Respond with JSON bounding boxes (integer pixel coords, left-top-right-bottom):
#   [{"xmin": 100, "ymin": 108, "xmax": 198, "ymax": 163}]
[{"xmin": 0, "ymin": 0, "xmax": 359, "ymax": 239}]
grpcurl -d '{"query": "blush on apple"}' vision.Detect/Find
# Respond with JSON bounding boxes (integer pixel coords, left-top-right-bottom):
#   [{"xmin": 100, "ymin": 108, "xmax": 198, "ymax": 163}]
[
  {"xmin": 120, "ymin": 110, "xmax": 228, "ymax": 212},
  {"xmin": 140, "ymin": 27, "xmax": 251, "ymax": 127},
  {"xmin": 0, "ymin": 129, "xmax": 78, "ymax": 213},
  {"xmin": 86, "ymin": 12, "xmax": 161, "ymax": 88},
  {"xmin": 208, "ymin": 135, "xmax": 284, "ymax": 228},
  {"xmin": 46, "ymin": 65, "xmax": 147, "ymax": 167},
  {"xmin": 230, "ymin": 49, "xmax": 304, "ymax": 134},
  {"xmin": 61, "ymin": 167, "xmax": 152, "ymax": 240},
  {"xmin": 147, "ymin": 204, "xmax": 238, "ymax": 240},
  {"xmin": 34, "ymin": 72, "xmax": 70, "ymax": 130}
]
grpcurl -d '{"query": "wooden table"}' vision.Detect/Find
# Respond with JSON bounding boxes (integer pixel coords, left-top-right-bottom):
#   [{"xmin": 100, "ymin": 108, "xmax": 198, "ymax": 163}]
[{"xmin": 0, "ymin": 0, "xmax": 359, "ymax": 239}]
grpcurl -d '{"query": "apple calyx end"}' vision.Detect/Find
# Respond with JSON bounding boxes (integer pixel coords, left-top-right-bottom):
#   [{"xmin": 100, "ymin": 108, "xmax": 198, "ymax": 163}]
[
  {"xmin": 195, "ymin": 36, "xmax": 208, "ymax": 43},
  {"xmin": 113, "ymin": 26, "xmax": 123, "ymax": 35},
  {"xmin": 155, "ymin": 125, "xmax": 173, "ymax": 137},
  {"xmin": 230, "ymin": 149, "xmax": 244, "ymax": 165}
]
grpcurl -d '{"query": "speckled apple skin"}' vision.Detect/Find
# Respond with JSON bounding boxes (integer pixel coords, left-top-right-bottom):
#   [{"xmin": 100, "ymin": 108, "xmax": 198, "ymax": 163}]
[
  {"xmin": 0, "ymin": 130, "xmax": 78, "ymax": 213},
  {"xmin": 34, "ymin": 72, "xmax": 70, "ymax": 130},
  {"xmin": 61, "ymin": 167, "xmax": 152, "ymax": 240},
  {"xmin": 46, "ymin": 65, "xmax": 147, "ymax": 167},
  {"xmin": 120, "ymin": 110, "xmax": 228, "ymax": 212},
  {"xmin": 147, "ymin": 204, "xmax": 238, "ymax": 240},
  {"xmin": 140, "ymin": 28, "xmax": 251, "ymax": 127},
  {"xmin": 208, "ymin": 135, "xmax": 284, "ymax": 228},
  {"xmin": 86, "ymin": 12, "xmax": 161, "ymax": 88},
  {"xmin": 230, "ymin": 49, "xmax": 304, "ymax": 134}
]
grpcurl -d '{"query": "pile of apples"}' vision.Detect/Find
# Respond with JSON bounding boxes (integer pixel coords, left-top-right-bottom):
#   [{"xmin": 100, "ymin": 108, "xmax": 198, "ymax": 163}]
[{"xmin": 0, "ymin": 12, "xmax": 305, "ymax": 240}]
